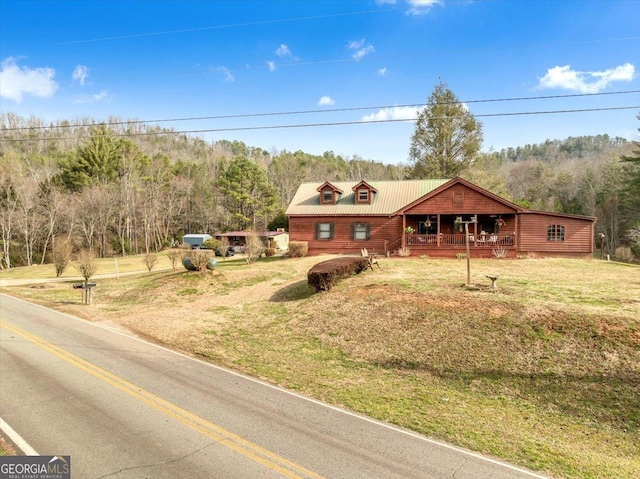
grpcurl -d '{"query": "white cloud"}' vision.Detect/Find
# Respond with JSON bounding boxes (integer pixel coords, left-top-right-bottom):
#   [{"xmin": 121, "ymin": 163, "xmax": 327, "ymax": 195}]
[
  {"xmin": 361, "ymin": 106, "xmax": 418, "ymax": 122},
  {"xmin": 348, "ymin": 39, "xmax": 375, "ymax": 61},
  {"xmin": 318, "ymin": 96, "xmax": 335, "ymax": 106},
  {"xmin": 73, "ymin": 89, "xmax": 111, "ymax": 104},
  {"xmin": 212, "ymin": 66, "xmax": 234, "ymax": 82},
  {"xmin": 72, "ymin": 65, "xmax": 89, "ymax": 85},
  {"xmin": 406, "ymin": 0, "xmax": 442, "ymax": 15},
  {"xmin": 0, "ymin": 57, "xmax": 57, "ymax": 103},
  {"xmin": 275, "ymin": 44, "xmax": 291, "ymax": 57},
  {"xmin": 537, "ymin": 63, "xmax": 635, "ymax": 93},
  {"xmin": 352, "ymin": 45, "xmax": 376, "ymax": 61},
  {"xmin": 347, "ymin": 39, "xmax": 365, "ymax": 50},
  {"xmin": 267, "ymin": 61, "xmax": 276, "ymax": 72},
  {"xmin": 378, "ymin": 67, "xmax": 388, "ymax": 76}
]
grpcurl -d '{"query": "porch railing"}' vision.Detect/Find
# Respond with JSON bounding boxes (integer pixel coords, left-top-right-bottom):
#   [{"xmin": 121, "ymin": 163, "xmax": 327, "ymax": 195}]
[{"xmin": 406, "ymin": 234, "xmax": 515, "ymax": 247}]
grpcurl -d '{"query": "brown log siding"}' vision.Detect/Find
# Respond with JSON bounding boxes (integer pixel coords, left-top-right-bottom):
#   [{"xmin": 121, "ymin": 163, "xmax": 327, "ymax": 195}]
[
  {"xmin": 517, "ymin": 213, "xmax": 594, "ymax": 257},
  {"xmin": 289, "ymin": 215, "xmax": 401, "ymax": 255},
  {"xmin": 404, "ymin": 184, "xmax": 517, "ymax": 215}
]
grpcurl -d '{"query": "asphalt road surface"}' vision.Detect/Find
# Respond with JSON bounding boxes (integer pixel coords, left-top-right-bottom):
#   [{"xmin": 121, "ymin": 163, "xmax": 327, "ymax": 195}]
[{"xmin": 0, "ymin": 294, "xmax": 547, "ymax": 479}]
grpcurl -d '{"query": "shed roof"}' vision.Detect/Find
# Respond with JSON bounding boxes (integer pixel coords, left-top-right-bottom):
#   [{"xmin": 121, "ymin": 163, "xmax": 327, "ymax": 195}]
[{"xmin": 286, "ymin": 179, "xmax": 449, "ymax": 216}]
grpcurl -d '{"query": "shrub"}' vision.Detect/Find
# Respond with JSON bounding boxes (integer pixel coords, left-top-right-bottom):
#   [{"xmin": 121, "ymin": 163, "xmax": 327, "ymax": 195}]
[
  {"xmin": 183, "ymin": 249, "xmax": 215, "ymax": 272},
  {"xmin": 74, "ymin": 249, "xmax": 98, "ymax": 283},
  {"xmin": 143, "ymin": 253, "xmax": 158, "ymax": 271},
  {"xmin": 52, "ymin": 239, "xmax": 73, "ymax": 277},
  {"xmin": 245, "ymin": 233, "xmax": 266, "ymax": 264},
  {"xmin": 456, "ymin": 253, "xmax": 467, "ymax": 259},
  {"xmin": 492, "ymin": 245, "xmax": 509, "ymax": 259},
  {"xmin": 307, "ymin": 257, "xmax": 370, "ymax": 292},
  {"xmin": 203, "ymin": 238, "xmax": 221, "ymax": 251},
  {"xmin": 288, "ymin": 241, "xmax": 308, "ymax": 258},
  {"xmin": 397, "ymin": 246, "xmax": 411, "ymax": 257},
  {"xmin": 167, "ymin": 249, "xmax": 182, "ymax": 270},
  {"xmin": 265, "ymin": 248, "xmax": 276, "ymax": 257},
  {"xmin": 614, "ymin": 246, "xmax": 634, "ymax": 263}
]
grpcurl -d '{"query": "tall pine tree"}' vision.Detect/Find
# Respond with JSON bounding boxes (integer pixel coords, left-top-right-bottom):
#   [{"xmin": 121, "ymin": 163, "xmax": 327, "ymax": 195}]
[{"xmin": 407, "ymin": 81, "xmax": 483, "ymax": 179}]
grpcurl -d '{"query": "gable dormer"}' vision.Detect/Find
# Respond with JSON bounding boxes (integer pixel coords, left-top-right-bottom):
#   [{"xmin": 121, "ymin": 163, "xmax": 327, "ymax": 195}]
[
  {"xmin": 352, "ymin": 181, "xmax": 377, "ymax": 205},
  {"xmin": 316, "ymin": 182, "xmax": 343, "ymax": 205}
]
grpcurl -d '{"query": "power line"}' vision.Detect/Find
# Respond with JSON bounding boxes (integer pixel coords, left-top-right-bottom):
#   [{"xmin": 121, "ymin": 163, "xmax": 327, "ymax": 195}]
[
  {"xmin": 3, "ymin": 90, "xmax": 639, "ymax": 132},
  {"xmin": 58, "ymin": 8, "xmax": 391, "ymax": 45},
  {"xmin": 3, "ymin": 106, "xmax": 638, "ymax": 143}
]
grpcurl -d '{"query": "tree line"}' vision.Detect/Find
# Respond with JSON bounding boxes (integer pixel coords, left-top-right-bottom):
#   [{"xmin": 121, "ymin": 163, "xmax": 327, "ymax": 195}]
[{"xmin": 1, "ymin": 87, "xmax": 638, "ymax": 268}]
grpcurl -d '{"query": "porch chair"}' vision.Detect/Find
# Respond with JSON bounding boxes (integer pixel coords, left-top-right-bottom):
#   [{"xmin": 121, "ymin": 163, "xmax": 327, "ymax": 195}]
[{"xmin": 361, "ymin": 248, "xmax": 380, "ymax": 270}]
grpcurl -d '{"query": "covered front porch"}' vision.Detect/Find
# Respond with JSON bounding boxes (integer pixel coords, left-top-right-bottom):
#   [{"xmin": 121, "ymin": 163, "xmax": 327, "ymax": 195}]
[{"xmin": 389, "ymin": 214, "xmax": 518, "ymax": 257}]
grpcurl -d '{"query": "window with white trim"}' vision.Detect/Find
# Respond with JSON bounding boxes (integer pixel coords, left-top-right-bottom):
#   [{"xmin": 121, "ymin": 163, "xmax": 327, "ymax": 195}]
[{"xmin": 357, "ymin": 189, "xmax": 369, "ymax": 203}]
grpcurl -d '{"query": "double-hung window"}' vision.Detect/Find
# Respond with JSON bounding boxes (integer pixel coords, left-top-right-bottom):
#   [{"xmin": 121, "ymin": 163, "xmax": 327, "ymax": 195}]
[
  {"xmin": 316, "ymin": 223, "xmax": 334, "ymax": 240},
  {"xmin": 351, "ymin": 222, "xmax": 370, "ymax": 240}
]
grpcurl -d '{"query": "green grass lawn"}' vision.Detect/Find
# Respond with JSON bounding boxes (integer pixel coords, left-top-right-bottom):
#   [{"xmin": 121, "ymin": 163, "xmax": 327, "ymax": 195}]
[{"xmin": 1, "ymin": 253, "xmax": 639, "ymax": 478}]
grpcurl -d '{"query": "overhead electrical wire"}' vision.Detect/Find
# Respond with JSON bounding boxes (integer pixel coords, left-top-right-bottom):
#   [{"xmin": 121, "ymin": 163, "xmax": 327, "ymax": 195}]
[
  {"xmin": 3, "ymin": 90, "xmax": 639, "ymax": 132},
  {"xmin": 2, "ymin": 105, "xmax": 638, "ymax": 143}
]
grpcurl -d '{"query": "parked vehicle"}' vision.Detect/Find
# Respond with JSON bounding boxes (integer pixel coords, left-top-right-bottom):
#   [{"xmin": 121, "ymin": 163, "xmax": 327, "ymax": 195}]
[{"xmin": 215, "ymin": 246, "xmax": 236, "ymax": 257}]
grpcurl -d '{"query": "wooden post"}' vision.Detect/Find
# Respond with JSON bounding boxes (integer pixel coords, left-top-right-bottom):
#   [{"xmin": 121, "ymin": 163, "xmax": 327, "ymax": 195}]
[{"xmin": 465, "ymin": 222, "xmax": 471, "ymax": 286}]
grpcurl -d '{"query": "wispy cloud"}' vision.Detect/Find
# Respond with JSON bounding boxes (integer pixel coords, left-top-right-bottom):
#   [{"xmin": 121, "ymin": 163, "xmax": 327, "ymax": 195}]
[
  {"xmin": 405, "ymin": 0, "xmax": 443, "ymax": 15},
  {"xmin": 275, "ymin": 44, "xmax": 292, "ymax": 57},
  {"xmin": 347, "ymin": 39, "xmax": 365, "ymax": 50},
  {"xmin": 537, "ymin": 63, "xmax": 635, "ymax": 93},
  {"xmin": 378, "ymin": 67, "xmax": 388, "ymax": 76},
  {"xmin": 318, "ymin": 96, "xmax": 335, "ymax": 106},
  {"xmin": 74, "ymin": 89, "xmax": 110, "ymax": 104},
  {"xmin": 213, "ymin": 66, "xmax": 234, "ymax": 82},
  {"xmin": 72, "ymin": 64, "xmax": 89, "ymax": 85},
  {"xmin": 348, "ymin": 39, "xmax": 375, "ymax": 61},
  {"xmin": 0, "ymin": 57, "xmax": 57, "ymax": 103},
  {"xmin": 361, "ymin": 106, "xmax": 418, "ymax": 122},
  {"xmin": 267, "ymin": 61, "xmax": 276, "ymax": 72}
]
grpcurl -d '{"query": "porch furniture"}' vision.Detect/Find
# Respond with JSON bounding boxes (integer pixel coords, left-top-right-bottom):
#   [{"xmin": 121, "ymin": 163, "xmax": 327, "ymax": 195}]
[
  {"xmin": 361, "ymin": 248, "xmax": 380, "ymax": 270},
  {"xmin": 488, "ymin": 235, "xmax": 498, "ymax": 245}
]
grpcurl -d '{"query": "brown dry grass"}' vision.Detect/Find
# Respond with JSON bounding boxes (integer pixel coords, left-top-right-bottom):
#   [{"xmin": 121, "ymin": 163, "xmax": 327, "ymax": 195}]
[{"xmin": 1, "ymin": 254, "xmax": 639, "ymax": 478}]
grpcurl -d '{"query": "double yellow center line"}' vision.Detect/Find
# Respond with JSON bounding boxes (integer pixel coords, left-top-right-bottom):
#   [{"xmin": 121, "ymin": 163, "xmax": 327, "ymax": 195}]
[{"xmin": 0, "ymin": 320, "xmax": 325, "ymax": 479}]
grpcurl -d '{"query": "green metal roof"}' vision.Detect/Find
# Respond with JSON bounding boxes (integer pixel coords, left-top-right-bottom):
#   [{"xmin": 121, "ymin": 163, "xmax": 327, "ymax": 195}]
[{"xmin": 285, "ymin": 179, "xmax": 450, "ymax": 216}]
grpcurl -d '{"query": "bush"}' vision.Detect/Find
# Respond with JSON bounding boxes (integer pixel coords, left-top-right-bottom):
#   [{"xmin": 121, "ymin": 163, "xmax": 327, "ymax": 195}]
[
  {"xmin": 143, "ymin": 253, "xmax": 158, "ymax": 271},
  {"xmin": 265, "ymin": 248, "xmax": 276, "ymax": 257},
  {"xmin": 182, "ymin": 249, "xmax": 215, "ymax": 272},
  {"xmin": 614, "ymin": 246, "xmax": 634, "ymax": 263},
  {"xmin": 307, "ymin": 257, "xmax": 370, "ymax": 292},
  {"xmin": 203, "ymin": 238, "xmax": 221, "ymax": 251},
  {"xmin": 52, "ymin": 239, "xmax": 73, "ymax": 277},
  {"xmin": 288, "ymin": 241, "xmax": 308, "ymax": 258},
  {"xmin": 245, "ymin": 233, "xmax": 266, "ymax": 264}
]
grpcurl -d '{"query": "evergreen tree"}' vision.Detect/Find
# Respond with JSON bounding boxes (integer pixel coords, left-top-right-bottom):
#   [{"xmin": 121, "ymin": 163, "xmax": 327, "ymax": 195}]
[
  {"xmin": 218, "ymin": 157, "xmax": 278, "ymax": 231},
  {"xmin": 407, "ymin": 81, "xmax": 483, "ymax": 179}
]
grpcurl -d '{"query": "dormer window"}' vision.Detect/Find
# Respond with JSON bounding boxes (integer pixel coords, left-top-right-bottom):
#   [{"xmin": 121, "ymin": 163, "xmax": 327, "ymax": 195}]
[
  {"xmin": 352, "ymin": 180, "xmax": 376, "ymax": 205},
  {"xmin": 317, "ymin": 181, "xmax": 343, "ymax": 205}
]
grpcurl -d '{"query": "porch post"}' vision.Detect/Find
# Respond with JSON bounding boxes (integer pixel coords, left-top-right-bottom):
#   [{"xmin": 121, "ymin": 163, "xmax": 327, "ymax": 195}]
[
  {"xmin": 437, "ymin": 214, "xmax": 441, "ymax": 246},
  {"xmin": 402, "ymin": 215, "xmax": 406, "ymax": 248}
]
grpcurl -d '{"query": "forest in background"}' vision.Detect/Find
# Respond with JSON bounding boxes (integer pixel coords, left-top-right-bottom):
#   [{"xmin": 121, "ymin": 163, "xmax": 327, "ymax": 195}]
[{"xmin": 0, "ymin": 112, "xmax": 638, "ymax": 268}]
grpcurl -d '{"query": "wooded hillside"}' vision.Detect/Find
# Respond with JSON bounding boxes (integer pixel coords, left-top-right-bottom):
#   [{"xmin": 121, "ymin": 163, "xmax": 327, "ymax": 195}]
[{"xmin": 1, "ymin": 113, "xmax": 638, "ymax": 267}]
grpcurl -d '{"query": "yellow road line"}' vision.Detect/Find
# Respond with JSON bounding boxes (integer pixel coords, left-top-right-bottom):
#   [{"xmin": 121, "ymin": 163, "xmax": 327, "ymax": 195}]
[{"xmin": 0, "ymin": 320, "xmax": 325, "ymax": 479}]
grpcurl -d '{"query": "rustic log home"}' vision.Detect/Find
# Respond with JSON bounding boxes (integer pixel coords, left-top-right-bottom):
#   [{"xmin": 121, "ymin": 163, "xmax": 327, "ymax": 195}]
[{"xmin": 285, "ymin": 177, "xmax": 596, "ymax": 258}]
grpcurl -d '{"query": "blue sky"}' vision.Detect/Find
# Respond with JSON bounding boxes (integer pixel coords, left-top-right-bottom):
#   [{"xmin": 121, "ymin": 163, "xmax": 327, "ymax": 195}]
[{"xmin": 1, "ymin": 0, "xmax": 639, "ymax": 164}]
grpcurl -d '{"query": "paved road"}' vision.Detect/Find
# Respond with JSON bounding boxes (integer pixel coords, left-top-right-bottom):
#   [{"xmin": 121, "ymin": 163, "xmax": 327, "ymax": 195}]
[{"xmin": 0, "ymin": 294, "xmax": 546, "ymax": 478}]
